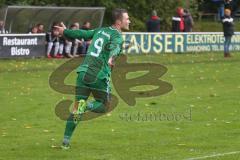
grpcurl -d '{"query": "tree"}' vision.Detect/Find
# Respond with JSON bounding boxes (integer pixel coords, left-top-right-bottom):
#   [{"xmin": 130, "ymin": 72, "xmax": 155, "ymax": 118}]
[{"xmin": 0, "ymin": 0, "xmax": 193, "ymax": 31}]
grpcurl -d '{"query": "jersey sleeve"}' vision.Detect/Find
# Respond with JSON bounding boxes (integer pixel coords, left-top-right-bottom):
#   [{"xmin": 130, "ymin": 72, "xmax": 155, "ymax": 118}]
[
  {"xmin": 109, "ymin": 34, "xmax": 123, "ymax": 57},
  {"xmin": 63, "ymin": 29, "xmax": 96, "ymax": 40}
]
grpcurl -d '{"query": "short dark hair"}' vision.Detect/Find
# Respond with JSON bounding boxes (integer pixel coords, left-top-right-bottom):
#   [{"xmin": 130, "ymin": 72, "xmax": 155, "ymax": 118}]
[{"xmin": 111, "ymin": 8, "xmax": 127, "ymax": 23}]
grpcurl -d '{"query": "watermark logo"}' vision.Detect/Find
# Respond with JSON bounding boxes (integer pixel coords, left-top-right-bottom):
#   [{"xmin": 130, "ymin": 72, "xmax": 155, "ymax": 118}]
[
  {"xmin": 49, "ymin": 44, "xmax": 173, "ymax": 121},
  {"xmin": 119, "ymin": 108, "xmax": 192, "ymax": 122},
  {"xmin": 112, "ymin": 55, "xmax": 172, "ymax": 106}
]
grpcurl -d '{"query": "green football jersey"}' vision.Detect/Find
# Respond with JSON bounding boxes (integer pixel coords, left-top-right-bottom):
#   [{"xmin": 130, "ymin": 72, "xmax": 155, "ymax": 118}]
[{"xmin": 63, "ymin": 27, "xmax": 123, "ymax": 80}]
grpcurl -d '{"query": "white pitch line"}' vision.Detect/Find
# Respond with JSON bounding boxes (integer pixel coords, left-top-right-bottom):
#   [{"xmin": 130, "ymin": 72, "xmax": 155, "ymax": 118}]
[{"xmin": 185, "ymin": 151, "xmax": 240, "ymax": 160}]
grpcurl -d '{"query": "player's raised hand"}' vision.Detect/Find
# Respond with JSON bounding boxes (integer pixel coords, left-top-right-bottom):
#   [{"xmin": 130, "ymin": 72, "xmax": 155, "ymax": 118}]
[{"xmin": 60, "ymin": 22, "xmax": 67, "ymax": 29}]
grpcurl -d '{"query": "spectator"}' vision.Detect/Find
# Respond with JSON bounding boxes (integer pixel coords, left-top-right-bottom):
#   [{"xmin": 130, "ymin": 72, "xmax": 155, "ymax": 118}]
[
  {"xmin": 46, "ymin": 23, "xmax": 62, "ymax": 58},
  {"xmin": 0, "ymin": 20, "xmax": 8, "ymax": 34},
  {"xmin": 222, "ymin": 9, "xmax": 234, "ymax": 57},
  {"xmin": 65, "ymin": 24, "xmax": 80, "ymax": 58},
  {"xmin": 73, "ymin": 22, "xmax": 80, "ymax": 29},
  {"xmin": 215, "ymin": 0, "xmax": 232, "ymax": 19},
  {"xmin": 29, "ymin": 26, "xmax": 38, "ymax": 34},
  {"xmin": 146, "ymin": 10, "xmax": 160, "ymax": 32},
  {"xmin": 216, "ymin": 0, "xmax": 225, "ymax": 20},
  {"xmin": 229, "ymin": 0, "xmax": 239, "ymax": 17},
  {"xmin": 79, "ymin": 21, "xmax": 92, "ymax": 55},
  {"xmin": 224, "ymin": 0, "xmax": 232, "ymax": 10},
  {"xmin": 81, "ymin": 21, "xmax": 91, "ymax": 30},
  {"xmin": 172, "ymin": 7, "xmax": 184, "ymax": 32},
  {"xmin": 36, "ymin": 23, "xmax": 45, "ymax": 33},
  {"xmin": 183, "ymin": 9, "xmax": 194, "ymax": 32}
]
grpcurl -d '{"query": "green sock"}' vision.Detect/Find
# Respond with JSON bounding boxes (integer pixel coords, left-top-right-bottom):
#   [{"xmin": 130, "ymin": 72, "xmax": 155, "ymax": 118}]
[
  {"xmin": 63, "ymin": 113, "xmax": 80, "ymax": 143},
  {"xmin": 63, "ymin": 101, "xmax": 106, "ymax": 143}
]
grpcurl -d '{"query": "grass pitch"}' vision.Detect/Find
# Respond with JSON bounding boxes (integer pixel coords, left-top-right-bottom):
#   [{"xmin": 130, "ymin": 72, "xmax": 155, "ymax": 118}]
[{"xmin": 0, "ymin": 52, "xmax": 240, "ymax": 160}]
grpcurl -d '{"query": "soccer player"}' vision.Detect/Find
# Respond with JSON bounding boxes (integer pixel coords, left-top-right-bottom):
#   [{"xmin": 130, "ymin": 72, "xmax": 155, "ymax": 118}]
[{"xmin": 55, "ymin": 8, "xmax": 130, "ymax": 149}]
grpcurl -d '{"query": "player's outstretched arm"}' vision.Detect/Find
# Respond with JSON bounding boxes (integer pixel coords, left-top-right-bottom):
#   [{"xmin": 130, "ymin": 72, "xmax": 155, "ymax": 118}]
[
  {"xmin": 63, "ymin": 29, "xmax": 95, "ymax": 40},
  {"xmin": 54, "ymin": 23, "xmax": 96, "ymax": 40}
]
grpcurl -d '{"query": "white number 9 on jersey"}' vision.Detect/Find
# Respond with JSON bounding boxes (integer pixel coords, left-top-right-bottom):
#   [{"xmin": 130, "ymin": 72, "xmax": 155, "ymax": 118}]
[{"xmin": 90, "ymin": 38, "xmax": 104, "ymax": 57}]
